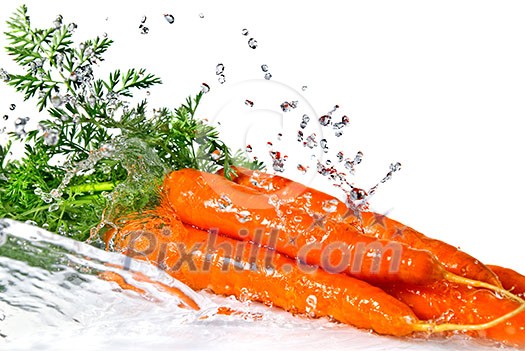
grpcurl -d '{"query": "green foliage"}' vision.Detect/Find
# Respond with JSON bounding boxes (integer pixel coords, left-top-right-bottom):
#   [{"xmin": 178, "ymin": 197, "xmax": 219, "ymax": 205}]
[{"xmin": 0, "ymin": 6, "xmax": 263, "ymax": 241}]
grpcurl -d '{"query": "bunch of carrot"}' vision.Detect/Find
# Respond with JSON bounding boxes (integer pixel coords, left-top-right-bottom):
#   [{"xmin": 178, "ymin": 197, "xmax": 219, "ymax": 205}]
[{"xmin": 107, "ymin": 167, "xmax": 525, "ymax": 348}]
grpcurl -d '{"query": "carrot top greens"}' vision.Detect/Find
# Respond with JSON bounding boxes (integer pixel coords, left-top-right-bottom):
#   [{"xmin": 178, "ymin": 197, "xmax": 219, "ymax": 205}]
[{"xmin": 0, "ymin": 5, "xmax": 262, "ymax": 241}]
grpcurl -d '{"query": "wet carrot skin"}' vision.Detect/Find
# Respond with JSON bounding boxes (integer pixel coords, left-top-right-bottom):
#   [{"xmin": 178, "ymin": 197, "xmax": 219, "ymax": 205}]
[
  {"xmin": 221, "ymin": 166, "xmax": 501, "ymax": 287},
  {"xmin": 111, "ymin": 212, "xmax": 420, "ymax": 336},
  {"xmin": 487, "ymin": 265, "xmax": 525, "ymax": 298},
  {"xmin": 162, "ymin": 169, "xmax": 445, "ymax": 285},
  {"xmin": 382, "ymin": 281, "xmax": 525, "ymax": 348}
]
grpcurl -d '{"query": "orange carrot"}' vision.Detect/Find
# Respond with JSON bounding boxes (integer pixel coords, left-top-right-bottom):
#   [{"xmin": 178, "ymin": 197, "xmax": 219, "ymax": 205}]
[
  {"xmin": 108, "ymin": 208, "xmax": 525, "ymax": 345},
  {"xmin": 220, "ymin": 166, "xmax": 501, "ymax": 286},
  {"xmin": 382, "ymin": 281, "xmax": 525, "ymax": 348},
  {"xmin": 487, "ymin": 265, "xmax": 525, "ymax": 298},
  {"xmin": 162, "ymin": 168, "xmax": 446, "ymax": 285},
  {"xmin": 109, "ymin": 211, "xmax": 420, "ymax": 336}
]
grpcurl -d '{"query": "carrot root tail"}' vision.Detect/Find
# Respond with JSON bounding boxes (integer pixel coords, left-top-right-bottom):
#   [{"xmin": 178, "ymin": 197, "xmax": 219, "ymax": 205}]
[
  {"xmin": 414, "ymin": 300, "xmax": 525, "ymax": 333},
  {"xmin": 445, "ymin": 271, "xmax": 525, "ymax": 304}
]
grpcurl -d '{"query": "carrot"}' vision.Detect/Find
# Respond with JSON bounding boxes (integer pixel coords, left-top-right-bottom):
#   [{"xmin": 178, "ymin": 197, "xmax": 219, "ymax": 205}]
[
  {"xmin": 107, "ymin": 209, "xmax": 525, "ymax": 343},
  {"xmin": 109, "ymin": 211, "xmax": 419, "ymax": 336},
  {"xmin": 220, "ymin": 166, "xmax": 501, "ymax": 287},
  {"xmin": 382, "ymin": 281, "xmax": 525, "ymax": 348},
  {"xmin": 487, "ymin": 265, "xmax": 525, "ymax": 298},
  {"xmin": 162, "ymin": 168, "xmax": 446, "ymax": 286}
]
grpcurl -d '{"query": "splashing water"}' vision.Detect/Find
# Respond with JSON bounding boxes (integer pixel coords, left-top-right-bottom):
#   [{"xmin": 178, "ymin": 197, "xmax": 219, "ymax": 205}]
[{"xmin": 0, "ymin": 221, "xmax": 494, "ymax": 351}]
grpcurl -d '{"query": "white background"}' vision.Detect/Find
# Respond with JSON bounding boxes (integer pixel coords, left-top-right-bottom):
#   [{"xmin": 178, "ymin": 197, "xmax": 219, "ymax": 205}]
[{"xmin": 0, "ymin": 0, "xmax": 523, "ymax": 276}]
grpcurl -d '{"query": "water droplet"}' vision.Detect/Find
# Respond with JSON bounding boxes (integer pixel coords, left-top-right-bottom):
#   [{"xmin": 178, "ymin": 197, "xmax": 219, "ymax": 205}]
[
  {"xmin": 9, "ymin": 104, "xmax": 15, "ymax": 111},
  {"xmin": 211, "ymin": 149, "xmax": 221, "ymax": 160},
  {"xmin": 84, "ymin": 47, "xmax": 94, "ymax": 58},
  {"xmin": 355, "ymin": 151, "xmax": 363, "ymax": 165},
  {"xmin": 2, "ymin": 115, "xmax": 7, "ymax": 121},
  {"xmin": 302, "ymin": 85, "xmax": 308, "ymax": 91},
  {"xmin": 48, "ymin": 203, "xmax": 60, "ymax": 212},
  {"xmin": 297, "ymin": 164, "xmax": 307, "ymax": 174},
  {"xmin": 50, "ymin": 95, "xmax": 62, "ymax": 108},
  {"xmin": 217, "ymin": 194, "xmax": 233, "ymax": 210},
  {"xmin": 390, "ymin": 162, "xmax": 402, "ymax": 172},
  {"xmin": 34, "ymin": 187, "xmax": 43, "ymax": 196},
  {"xmin": 199, "ymin": 13, "xmax": 205, "ymax": 19},
  {"xmin": 245, "ymin": 99, "xmax": 254, "ymax": 107},
  {"xmin": 305, "ymin": 294, "xmax": 317, "ymax": 316},
  {"xmin": 320, "ymin": 138, "xmax": 328, "ymax": 153},
  {"xmin": 270, "ymin": 151, "xmax": 286, "ymax": 172},
  {"xmin": 201, "ymin": 83, "xmax": 210, "ymax": 93},
  {"xmin": 141, "ymin": 15, "xmax": 147, "ymax": 24},
  {"xmin": 218, "ymin": 74, "xmax": 226, "ymax": 84},
  {"xmin": 14, "ymin": 117, "xmax": 28, "ymax": 137},
  {"xmin": 350, "ymin": 188, "xmax": 367, "ymax": 201},
  {"xmin": 322, "ymin": 199, "xmax": 338, "ymax": 213},
  {"xmin": 41, "ymin": 194, "xmax": 52, "ymax": 204},
  {"xmin": 344, "ymin": 159, "xmax": 355, "ymax": 173},
  {"xmin": 248, "ymin": 38, "xmax": 258, "ymax": 49},
  {"xmin": 297, "ymin": 130, "xmax": 304, "ymax": 142},
  {"xmin": 264, "ymin": 72, "xmax": 272, "ymax": 80},
  {"xmin": 261, "ymin": 64, "xmax": 269, "ymax": 72},
  {"xmin": 24, "ymin": 220, "xmax": 37, "ymax": 226},
  {"xmin": 241, "ymin": 28, "xmax": 249, "ymax": 36},
  {"xmin": 164, "ymin": 14, "xmax": 175, "ymax": 24},
  {"xmin": 245, "ymin": 145, "xmax": 252, "ymax": 153},
  {"xmin": 341, "ymin": 115, "xmax": 350, "ymax": 125},
  {"xmin": 43, "ymin": 129, "xmax": 59, "ymax": 146},
  {"xmin": 277, "ymin": 132, "xmax": 283, "ymax": 140},
  {"xmin": 53, "ymin": 14, "xmax": 63, "ymax": 29},
  {"xmin": 236, "ymin": 210, "xmax": 252, "ymax": 223},
  {"xmin": 87, "ymin": 94, "xmax": 96, "ymax": 106},
  {"xmin": 0, "ymin": 68, "xmax": 10, "ymax": 82},
  {"xmin": 319, "ymin": 115, "xmax": 331, "ymax": 126},
  {"xmin": 305, "ymin": 134, "xmax": 317, "ymax": 149},
  {"xmin": 216, "ymin": 64, "xmax": 225, "ymax": 75},
  {"xmin": 299, "ymin": 114, "xmax": 310, "ymax": 129},
  {"xmin": 139, "ymin": 24, "xmax": 149, "ymax": 35},
  {"xmin": 67, "ymin": 23, "xmax": 77, "ymax": 33},
  {"xmin": 333, "ymin": 122, "xmax": 344, "ymax": 130},
  {"xmin": 280, "ymin": 101, "xmax": 298, "ymax": 112},
  {"xmin": 336, "ymin": 151, "xmax": 344, "ymax": 162}
]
